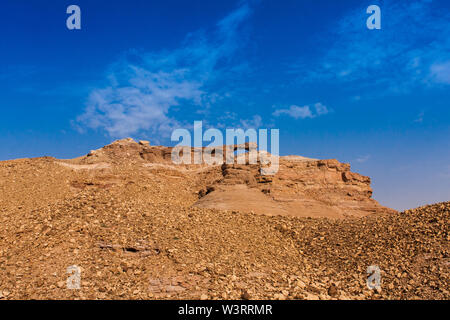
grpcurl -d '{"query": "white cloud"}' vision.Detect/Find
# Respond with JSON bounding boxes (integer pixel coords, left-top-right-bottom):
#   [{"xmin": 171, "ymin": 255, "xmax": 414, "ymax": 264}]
[
  {"xmin": 430, "ymin": 61, "xmax": 450, "ymax": 84},
  {"xmin": 414, "ymin": 111, "xmax": 425, "ymax": 123},
  {"xmin": 77, "ymin": 3, "xmax": 252, "ymax": 138},
  {"xmin": 240, "ymin": 115, "xmax": 263, "ymax": 129},
  {"xmin": 314, "ymin": 102, "xmax": 329, "ymax": 116},
  {"xmin": 273, "ymin": 103, "xmax": 329, "ymax": 119},
  {"xmin": 296, "ymin": 0, "xmax": 450, "ymax": 94},
  {"xmin": 273, "ymin": 105, "xmax": 313, "ymax": 119},
  {"xmin": 78, "ymin": 69, "xmax": 203, "ymax": 137},
  {"xmin": 355, "ymin": 155, "xmax": 371, "ymax": 164}
]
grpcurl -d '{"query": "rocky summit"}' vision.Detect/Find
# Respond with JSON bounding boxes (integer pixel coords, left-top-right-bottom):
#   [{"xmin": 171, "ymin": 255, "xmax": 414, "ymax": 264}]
[{"xmin": 0, "ymin": 138, "xmax": 448, "ymax": 300}]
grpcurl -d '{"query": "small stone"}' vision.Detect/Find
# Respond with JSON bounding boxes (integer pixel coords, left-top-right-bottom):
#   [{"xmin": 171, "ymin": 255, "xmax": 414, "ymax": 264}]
[
  {"xmin": 241, "ymin": 290, "xmax": 251, "ymax": 300},
  {"xmin": 328, "ymin": 283, "xmax": 339, "ymax": 297},
  {"xmin": 274, "ymin": 293, "xmax": 286, "ymax": 300},
  {"xmin": 304, "ymin": 292, "xmax": 319, "ymax": 300},
  {"xmin": 200, "ymin": 294, "xmax": 208, "ymax": 300},
  {"xmin": 296, "ymin": 279, "xmax": 307, "ymax": 288},
  {"xmin": 139, "ymin": 140, "xmax": 150, "ymax": 146},
  {"xmin": 166, "ymin": 285, "xmax": 185, "ymax": 293}
]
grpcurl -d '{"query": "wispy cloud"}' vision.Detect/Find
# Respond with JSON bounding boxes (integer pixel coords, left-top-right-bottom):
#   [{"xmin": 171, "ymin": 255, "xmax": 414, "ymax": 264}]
[
  {"xmin": 430, "ymin": 61, "xmax": 450, "ymax": 85},
  {"xmin": 240, "ymin": 114, "xmax": 263, "ymax": 129},
  {"xmin": 77, "ymin": 3, "xmax": 252, "ymax": 138},
  {"xmin": 414, "ymin": 111, "xmax": 425, "ymax": 123},
  {"xmin": 355, "ymin": 155, "xmax": 371, "ymax": 164},
  {"xmin": 295, "ymin": 0, "xmax": 450, "ymax": 94},
  {"xmin": 273, "ymin": 102, "xmax": 329, "ymax": 119}
]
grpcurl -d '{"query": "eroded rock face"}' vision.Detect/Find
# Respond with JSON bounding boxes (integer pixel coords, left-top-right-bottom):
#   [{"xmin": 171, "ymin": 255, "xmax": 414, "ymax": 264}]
[
  {"xmin": 71, "ymin": 138, "xmax": 394, "ymax": 218},
  {"xmin": 195, "ymin": 157, "xmax": 394, "ymax": 219}
]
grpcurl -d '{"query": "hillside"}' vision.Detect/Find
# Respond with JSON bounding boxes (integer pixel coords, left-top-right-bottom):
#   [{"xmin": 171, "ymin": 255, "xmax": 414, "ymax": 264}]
[{"xmin": 0, "ymin": 139, "xmax": 447, "ymax": 300}]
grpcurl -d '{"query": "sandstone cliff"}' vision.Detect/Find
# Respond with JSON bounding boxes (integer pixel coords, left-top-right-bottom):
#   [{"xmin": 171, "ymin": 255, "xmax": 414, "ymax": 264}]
[{"xmin": 73, "ymin": 138, "xmax": 394, "ymax": 219}]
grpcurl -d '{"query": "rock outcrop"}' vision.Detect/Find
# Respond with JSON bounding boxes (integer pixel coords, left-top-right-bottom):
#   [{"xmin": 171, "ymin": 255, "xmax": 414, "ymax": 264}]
[
  {"xmin": 69, "ymin": 138, "xmax": 394, "ymax": 219},
  {"xmin": 195, "ymin": 157, "xmax": 394, "ymax": 218}
]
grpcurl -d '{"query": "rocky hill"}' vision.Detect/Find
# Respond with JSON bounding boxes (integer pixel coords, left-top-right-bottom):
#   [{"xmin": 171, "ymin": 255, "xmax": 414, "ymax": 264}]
[
  {"xmin": 0, "ymin": 138, "xmax": 447, "ymax": 300},
  {"xmin": 67, "ymin": 138, "xmax": 394, "ymax": 219}
]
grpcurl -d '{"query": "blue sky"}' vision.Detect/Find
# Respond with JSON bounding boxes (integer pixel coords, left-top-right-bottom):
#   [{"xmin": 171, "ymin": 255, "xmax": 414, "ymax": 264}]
[{"xmin": 1, "ymin": 0, "xmax": 449, "ymax": 210}]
